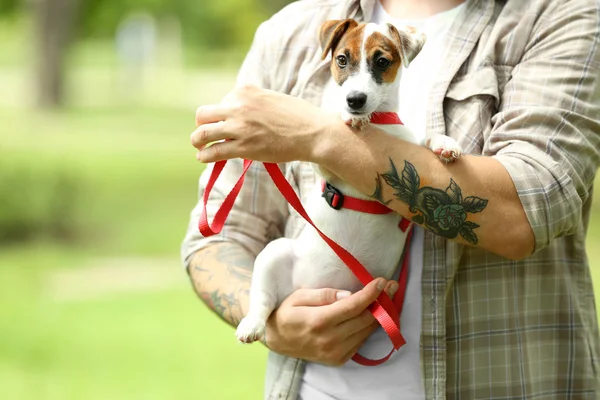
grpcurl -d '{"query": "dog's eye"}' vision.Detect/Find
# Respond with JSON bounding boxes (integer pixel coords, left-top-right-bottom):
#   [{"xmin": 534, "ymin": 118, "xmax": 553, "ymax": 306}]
[
  {"xmin": 376, "ymin": 57, "xmax": 391, "ymax": 69},
  {"xmin": 336, "ymin": 55, "xmax": 347, "ymax": 67}
]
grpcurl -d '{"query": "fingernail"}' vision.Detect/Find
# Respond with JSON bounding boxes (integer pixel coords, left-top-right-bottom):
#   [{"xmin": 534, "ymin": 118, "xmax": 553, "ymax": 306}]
[
  {"xmin": 336, "ymin": 291, "xmax": 351, "ymax": 300},
  {"xmin": 389, "ymin": 282, "xmax": 399, "ymax": 296},
  {"xmin": 376, "ymin": 279, "xmax": 386, "ymax": 291}
]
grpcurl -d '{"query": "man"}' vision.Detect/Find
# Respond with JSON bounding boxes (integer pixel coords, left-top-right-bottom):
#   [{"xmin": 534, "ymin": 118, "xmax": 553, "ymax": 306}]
[{"xmin": 182, "ymin": 0, "xmax": 600, "ymax": 399}]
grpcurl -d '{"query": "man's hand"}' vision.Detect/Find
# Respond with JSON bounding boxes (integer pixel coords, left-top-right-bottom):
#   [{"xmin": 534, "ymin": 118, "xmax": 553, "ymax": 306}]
[
  {"xmin": 191, "ymin": 85, "xmax": 339, "ymax": 164},
  {"xmin": 264, "ymin": 278, "xmax": 399, "ymax": 366}
]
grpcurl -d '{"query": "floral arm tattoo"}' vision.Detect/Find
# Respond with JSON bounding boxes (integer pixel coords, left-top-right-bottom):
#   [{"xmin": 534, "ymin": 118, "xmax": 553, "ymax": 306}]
[
  {"xmin": 372, "ymin": 158, "xmax": 488, "ymax": 245},
  {"xmin": 188, "ymin": 243, "xmax": 253, "ymax": 327}
]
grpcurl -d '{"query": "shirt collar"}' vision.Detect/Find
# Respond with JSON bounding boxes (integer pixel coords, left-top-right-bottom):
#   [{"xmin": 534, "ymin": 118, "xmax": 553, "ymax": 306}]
[
  {"xmin": 359, "ymin": 0, "xmax": 377, "ymax": 21},
  {"xmin": 342, "ymin": 0, "xmax": 377, "ymax": 22}
]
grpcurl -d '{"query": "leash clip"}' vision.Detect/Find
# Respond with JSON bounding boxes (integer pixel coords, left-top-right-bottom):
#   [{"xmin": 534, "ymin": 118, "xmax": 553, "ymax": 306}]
[{"xmin": 322, "ymin": 182, "xmax": 344, "ymax": 210}]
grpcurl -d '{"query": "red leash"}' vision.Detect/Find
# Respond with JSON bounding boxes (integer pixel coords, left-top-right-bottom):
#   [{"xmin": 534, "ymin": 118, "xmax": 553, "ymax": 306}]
[
  {"xmin": 199, "ymin": 112, "xmax": 411, "ymax": 366},
  {"xmin": 321, "ymin": 181, "xmax": 394, "ymax": 214}
]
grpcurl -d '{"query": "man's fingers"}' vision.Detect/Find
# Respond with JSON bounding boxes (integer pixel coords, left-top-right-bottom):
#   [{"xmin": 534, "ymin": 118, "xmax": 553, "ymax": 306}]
[
  {"xmin": 340, "ymin": 322, "xmax": 380, "ymax": 362},
  {"xmin": 190, "ymin": 121, "xmax": 234, "ymax": 150},
  {"xmin": 334, "ymin": 280, "xmax": 398, "ymax": 337},
  {"xmin": 324, "ymin": 278, "xmax": 386, "ymax": 324},
  {"xmin": 385, "ymin": 281, "xmax": 399, "ymax": 300},
  {"xmin": 341, "ymin": 342, "xmax": 363, "ymax": 364},
  {"xmin": 286, "ymin": 287, "xmax": 352, "ymax": 307},
  {"xmin": 196, "ymin": 140, "xmax": 239, "ymax": 163},
  {"xmin": 195, "ymin": 105, "xmax": 232, "ymax": 126},
  {"xmin": 335, "ymin": 309, "xmax": 375, "ymax": 336}
]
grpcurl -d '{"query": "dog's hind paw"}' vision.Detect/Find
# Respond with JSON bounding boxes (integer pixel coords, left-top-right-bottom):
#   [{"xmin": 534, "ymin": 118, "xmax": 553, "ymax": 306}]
[
  {"xmin": 235, "ymin": 316, "xmax": 266, "ymax": 344},
  {"xmin": 426, "ymin": 134, "xmax": 462, "ymax": 163}
]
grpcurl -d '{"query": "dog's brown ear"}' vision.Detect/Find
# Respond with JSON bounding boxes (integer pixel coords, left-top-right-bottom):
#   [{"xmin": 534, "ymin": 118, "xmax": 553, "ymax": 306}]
[
  {"xmin": 388, "ymin": 24, "xmax": 426, "ymax": 67},
  {"xmin": 319, "ymin": 19, "xmax": 358, "ymax": 60}
]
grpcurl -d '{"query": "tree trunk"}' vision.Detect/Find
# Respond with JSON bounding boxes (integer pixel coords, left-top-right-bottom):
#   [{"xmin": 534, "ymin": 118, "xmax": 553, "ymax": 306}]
[{"xmin": 33, "ymin": 0, "xmax": 78, "ymax": 109}]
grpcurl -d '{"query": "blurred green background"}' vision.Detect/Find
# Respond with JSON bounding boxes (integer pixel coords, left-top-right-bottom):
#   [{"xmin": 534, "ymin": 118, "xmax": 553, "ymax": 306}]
[{"xmin": 0, "ymin": 1, "xmax": 598, "ymax": 399}]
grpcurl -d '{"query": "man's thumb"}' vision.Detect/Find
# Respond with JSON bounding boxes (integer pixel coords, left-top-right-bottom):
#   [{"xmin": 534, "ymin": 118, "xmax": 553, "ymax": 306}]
[{"xmin": 288, "ymin": 287, "xmax": 352, "ymax": 306}]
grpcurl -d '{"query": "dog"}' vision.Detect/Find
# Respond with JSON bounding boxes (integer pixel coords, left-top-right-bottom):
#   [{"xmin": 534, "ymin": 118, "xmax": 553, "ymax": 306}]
[{"xmin": 235, "ymin": 19, "xmax": 462, "ymax": 344}]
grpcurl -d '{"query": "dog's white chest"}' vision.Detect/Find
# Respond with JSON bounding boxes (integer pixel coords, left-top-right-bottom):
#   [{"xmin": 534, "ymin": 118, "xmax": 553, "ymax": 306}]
[{"xmin": 290, "ymin": 185, "xmax": 407, "ymax": 292}]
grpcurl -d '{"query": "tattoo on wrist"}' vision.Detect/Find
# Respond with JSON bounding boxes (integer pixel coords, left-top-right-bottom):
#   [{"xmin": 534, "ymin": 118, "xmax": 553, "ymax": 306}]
[
  {"xmin": 372, "ymin": 158, "xmax": 488, "ymax": 245},
  {"xmin": 190, "ymin": 244, "xmax": 253, "ymax": 327},
  {"xmin": 197, "ymin": 289, "xmax": 245, "ymax": 326}
]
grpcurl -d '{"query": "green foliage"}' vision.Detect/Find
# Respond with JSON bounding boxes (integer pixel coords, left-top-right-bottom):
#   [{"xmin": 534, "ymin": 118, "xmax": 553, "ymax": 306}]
[
  {"xmin": 77, "ymin": 0, "xmax": 283, "ymax": 49},
  {"xmin": 0, "ymin": 0, "xmax": 293, "ymax": 49},
  {"xmin": 0, "ymin": 106, "xmax": 202, "ymax": 255},
  {"xmin": 0, "ymin": 155, "xmax": 84, "ymax": 243},
  {"xmin": 0, "ymin": 0, "xmax": 18, "ymax": 14}
]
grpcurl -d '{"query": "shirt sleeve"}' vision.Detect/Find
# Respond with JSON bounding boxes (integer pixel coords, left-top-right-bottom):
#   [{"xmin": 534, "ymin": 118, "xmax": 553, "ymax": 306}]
[
  {"xmin": 180, "ymin": 21, "xmax": 289, "ymax": 269},
  {"xmin": 488, "ymin": 0, "xmax": 600, "ymax": 253}
]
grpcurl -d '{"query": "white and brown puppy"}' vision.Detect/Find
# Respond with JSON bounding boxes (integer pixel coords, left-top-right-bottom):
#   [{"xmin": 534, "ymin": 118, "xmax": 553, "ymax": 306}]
[
  {"xmin": 322, "ymin": 19, "xmax": 418, "ymax": 129},
  {"xmin": 235, "ymin": 20, "xmax": 461, "ymax": 344}
]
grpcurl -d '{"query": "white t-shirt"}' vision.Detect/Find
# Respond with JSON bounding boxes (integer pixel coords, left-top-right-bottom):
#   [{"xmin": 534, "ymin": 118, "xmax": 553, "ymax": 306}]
[{"xmin": 299, "ymin": 2, "xmax": 466, "ymax": 399}]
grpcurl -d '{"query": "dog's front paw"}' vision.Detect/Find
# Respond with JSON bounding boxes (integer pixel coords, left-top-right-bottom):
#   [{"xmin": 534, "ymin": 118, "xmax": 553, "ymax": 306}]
[
  {"xmin": 340, "ymin": 110, "xmax": 369, "ymax": 130},
  {"xmin": 426, "ymin": 134, "xmax": 462, "ymax": 163},
  {"xmin": 236, "ymin": 316, "xmax": 266, "ymax": 344},
  {"xmin": 351, "ymin": 117, "xmax": 369, "ymax": 130}
]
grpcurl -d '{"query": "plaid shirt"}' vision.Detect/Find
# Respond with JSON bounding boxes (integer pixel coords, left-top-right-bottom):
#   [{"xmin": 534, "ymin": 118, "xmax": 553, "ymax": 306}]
[{"xmin": 181, "ymin": 0, "xmax": 600, "ymax": 398}]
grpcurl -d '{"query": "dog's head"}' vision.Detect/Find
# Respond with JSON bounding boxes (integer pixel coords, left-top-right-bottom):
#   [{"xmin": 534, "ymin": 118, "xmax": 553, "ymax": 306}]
[{"xmin": 319, "ymin": 19, "xmax": 426, "ymax": 117}]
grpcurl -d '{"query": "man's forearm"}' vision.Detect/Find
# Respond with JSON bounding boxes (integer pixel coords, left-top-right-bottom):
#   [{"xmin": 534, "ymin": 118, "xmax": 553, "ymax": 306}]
[
  {"xmin": 191, "ymin": 86, "xmax": 534, "ymax": 259},
  {"xmin": 315, "ymin": 123, "xmax": 535, "ymax": 260},
  {"xmin": 188, "ymin": 242, "xmax": 254, "ymax": 327}
]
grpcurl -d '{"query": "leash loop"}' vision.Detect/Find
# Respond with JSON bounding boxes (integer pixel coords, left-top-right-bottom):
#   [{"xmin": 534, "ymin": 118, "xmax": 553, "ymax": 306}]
[
  {"xmin": 198, "ymin": 111, "xmax": 410, "ymax": 365},
  {"xmin": 199, "ymin": 160, "xmax": 412, "ymax": 365}
]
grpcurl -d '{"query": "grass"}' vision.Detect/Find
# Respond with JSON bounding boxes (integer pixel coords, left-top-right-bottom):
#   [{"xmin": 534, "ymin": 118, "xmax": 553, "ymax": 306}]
[
  {"xmin": 0, "ymin": 102, "xmax": 269, "ymax": 399},
  {"xmin": 0, "ymin": 248, "xmax": 267, "ymax": 400}
]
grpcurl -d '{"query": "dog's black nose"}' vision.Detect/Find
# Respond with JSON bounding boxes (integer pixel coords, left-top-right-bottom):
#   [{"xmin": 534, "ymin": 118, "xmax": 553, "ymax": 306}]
[{"xmin": 346, "ymin": 92, "xmax": 367, "ymax": 110}]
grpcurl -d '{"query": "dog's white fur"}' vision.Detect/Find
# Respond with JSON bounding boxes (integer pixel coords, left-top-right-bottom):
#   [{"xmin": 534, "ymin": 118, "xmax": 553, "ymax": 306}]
[
  {"xmin": 339, "ymin": 23, "xmax": 410, "ymax": 123},
  {"xmin": 235, "ymin": 22, "xmax": 462, "ymax": 343}
]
